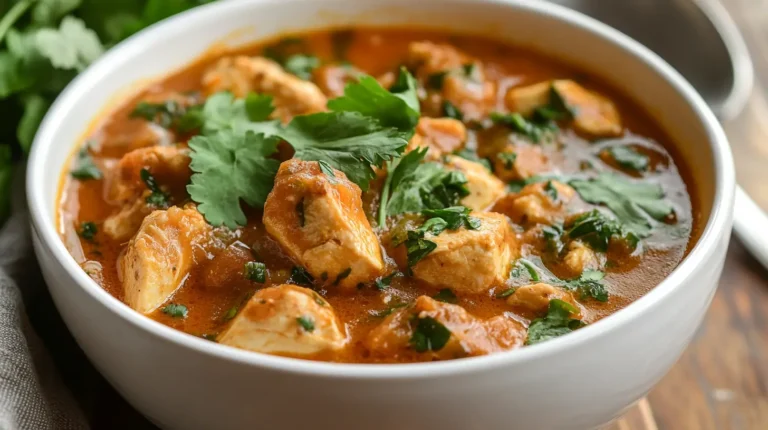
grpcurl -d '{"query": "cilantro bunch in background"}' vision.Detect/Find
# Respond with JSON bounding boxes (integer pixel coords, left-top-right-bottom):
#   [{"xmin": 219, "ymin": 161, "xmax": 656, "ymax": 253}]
[{"xmin": 0, "ymin": 0, "xmax": 216, "ymax": 224}]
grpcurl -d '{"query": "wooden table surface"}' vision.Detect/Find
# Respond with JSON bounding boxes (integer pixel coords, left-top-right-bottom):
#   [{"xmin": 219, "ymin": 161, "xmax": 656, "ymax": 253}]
[{"xmin": 613, "ymin": 0, "xmax": 768, "ymax": 428}]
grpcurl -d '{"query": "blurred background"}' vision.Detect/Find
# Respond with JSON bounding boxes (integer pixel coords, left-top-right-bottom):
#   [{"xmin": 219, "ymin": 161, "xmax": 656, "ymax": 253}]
[{"xmin": 0, "ymin": 0, "xmax": 765, "ymax": 428}]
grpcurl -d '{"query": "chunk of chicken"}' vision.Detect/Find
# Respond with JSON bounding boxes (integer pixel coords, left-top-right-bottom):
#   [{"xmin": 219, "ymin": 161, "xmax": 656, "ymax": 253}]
[
  {"xmin": 443, "ymin": 155, "xmax": 506, "ymax": 211},
  {"xmin": 504, "ymin": 79, "xmax": 622, "ymax": 137},
  {"xmin": 366, "ymin": 296, "xmax": 525, "ymax": 359},
  {"xmin": 217, "ymin": 285, "xmax": 347, "ymax": 356},
  {"xmin": 103, "ymin": 122, "xmax": 172, "ymax": 154},
  {"xmin": 103, "ymin": 146, "xmax": 191, "ymax": 241},
  {"xmin": 506, "ymin": 283, "xmax": 581, "ymax": 318},
  {"xmin": 410, "ymin": 212, "xmax": 518, "ymax": 294},
  {"xmin": 407, "ymin": 117, "xmax": 467, "ymax": 158},
  {"xmin": 563, "ymin": 241, "xmax": 605, "ymax": 275},
  {"xmin": 121, "ymin": 207, "xmax": 211, "ymax": 314},
  {"xmin": 107, "ymin": 145, "xmax": 191, "ymax": 203},
  {"xmin": 263, "ymin": 160, "xmax": 385, "ymax": 290},
  {"xmin": 202, "ymin": 56, "xmax": 327, "ymax": 121},
  {"xmin": 490, "ymin": 144, "xmax": 550, "ymax": 182},
  {"xmin": 492, "ymin": 181, "xmax": 576, "ymax": 226},
  {"xmin": 407, "ymin": 41, "xmax": 494, "ymax": 118}
]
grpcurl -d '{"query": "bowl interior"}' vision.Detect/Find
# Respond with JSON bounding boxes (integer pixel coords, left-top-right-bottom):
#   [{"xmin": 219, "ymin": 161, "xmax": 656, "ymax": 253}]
[{"xmin": 28, "ymin": 0, "xmax": 730, "ymax": 372}]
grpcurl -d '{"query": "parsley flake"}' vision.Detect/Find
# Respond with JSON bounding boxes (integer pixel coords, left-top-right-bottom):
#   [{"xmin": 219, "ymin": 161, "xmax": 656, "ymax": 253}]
[
  {"xmin": 162, "ymin": 303, "xmax": 188, "ymax": 319},
  {"xmin": 526, "ymin": 299, "xmax": 584, "ymax": 345},
  {"xmin": 244, "ymin": 261, "xmax": 267, "ymax": 283},
  {"xmin": 140, "ymin": 168, "xmax": 170, "ymax": 208},
  {"xmin": 78, "ymin": 221, "xmax": 97, "ymax": 241},
  {"xmin": 70, "ymin": 146, "xmax": 101, "ymax": 180},
  {"xmin": 296, "ymin": 315, "xmax": 315, "ymax": 332},
  {"xmin": 290, "ymin": 266, "xmax": 314, "ymax": 287},
  {"xmin": 433, "ymin": 288, "xmax": 458, "ymax": 304},
  {"xmin": 410, "ymin": 316, "xmax": 451, "ymax": 352}
]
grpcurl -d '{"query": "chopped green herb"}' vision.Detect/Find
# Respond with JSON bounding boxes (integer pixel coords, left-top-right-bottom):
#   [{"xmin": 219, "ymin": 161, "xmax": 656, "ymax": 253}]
[
  {"xmin": 375, "ymin": 272, "xmax": 398, "ymax": 291},
  {"xmin": 421, "ymin": 206, "xmax": 480, "ymax": 231},
  {"xmin": 78, "ymin": 221, "xmax": 97, "ymax": 241},
  {"xmin": 333, "ymin": 268, "xmax": 352, "ymax": 286},
  {"xmin": 201, "ymin": 333, "xmax": 218, "ymax": 342},
  {"xmin": 510, "ymin": 259, "xmax": 540, "ymax": 281},
  {"xmin": 244, "ymin": 93, "xmax": 275, "ymax": 122},
  {"xmin": 569, "ymin": 173, "xmax": 674, "ymax": 237},
  {"xmin": 544, "ymin": 180, "xmax": 559, "ymax": 201},
  {"xmin": 283, "ymin": 54, "xmax": 320, "ymax": 80},
  {"xmin": 496, "ymin": 288, "xmax": 517, "ymax": 299},
  {"xmin": 162, "ymin": 303, "xmax": 188, "ymax": 319},
  {"xmin": 441, "ymin": 100, "xmax": 463, "ymax": 120},
  {"xmin": 497, "ymin": 151, "xmax": 517, "ymax": 170},
  {"xmin": 296, "ymin": 315, "xmax": 315, "ymax": 332},
  {"xmin": 290, "ymin": 266, "xmax": 314, "ymax": 287},
  {"xmin": 541, "ymin": 224, "xmax": 565, "ymax": 254},
  {"xmin": 404, "ymin": 230, "xmax": 438, "ymax": 269},
  {"xmin": 565, "ymin": 209, "xmax": 639, "ymax": 252},
  {"xmin": 318, "ymin": 160, "xmax": 337, "ymax": 181},
  {"xmin": 461, "ymin": 63, "xmax": 478, "ymax": 80},
  {"xmin": 244, "ymin": 261, "xmax": 267, "ymax": 283},
  {"xmin": 140, "ymin": 168, "xmax": 170, "ymax": 208},
  {"xmin": 200, "ymin": 92, "xmax": 279, "ymax": 136},
  {"xmin": 426, "ymin": 71, "xmax": 447, "ymax": 90},
  {"xmin": 559, "ymin": 270, "xmax": 609, "ymax": 302},
  {"xmin": 526, "ymin": 299, "xmax": 583, "ymax": 345},
  {"xmin": 70, "ymin": 147, "xmax": 102, "ymax": 180},
  {"xmin": 223, "ymin": 306, "xmax": 238, "ymax": 321},
  {"xmin": 433, "ymin": 288, "xmax": 458, "ymax": 304},
  {"xmin": 608, "ymin": 146, "xmax": 649, "ymax": 172},
  {"xmin": 410, "ymin": 316, "xmax": 452, "ymax": 352},
  {"xmin": 371, "ymin": 302, "xmax": 407, "ymax": 318},
  {"xmin": 490, "ymin": 112, "xmax": 556, "ymax": 143},
  {"xmin": 378, "ymin": 147, "xmax": 470, "ymax": 225},
  {"xmin": 130, "ymin": 98, "xmax": 203, "ymax": 132}
]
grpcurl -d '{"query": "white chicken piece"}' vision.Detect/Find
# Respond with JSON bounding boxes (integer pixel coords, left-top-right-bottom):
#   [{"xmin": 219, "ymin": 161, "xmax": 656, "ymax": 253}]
[
  {"xmin": 406, "ymin": 117, "xmax": 467, "ymax": 158},
  {"xmin": 506, "ymin": 283, "xmax": 581, "ymax": 318},
  {"xmin": 492, "ymin": 180, "xmax": 576, "ymax": 226},
  {"xmin": 103, "ymin": 146, "xmax": 191, "ymax": 241},
  {"xmin": 443, "ymin": 155, "xmax": 506, "ymax": 211},
  {"xmin": 366, "ymin": 296, "xmax": 525, "ymax": 359},
  {"xmin": 563, "ymin": 240, "xmax": 605, "ymax": 275},
  {"xmin": 410, "ymin": 212, "xmax": 518, "ymax": 294},
  {"xmin": 121, "ymin": 206, "xmax": 210, "ymax": 314},
  {"xmin": 263, "ymin": 159, "xmax": 385, "ymax": 290},
  {"xmin": 504, "ymin": 79, "xmax": 622, "ymax": 137},
  {"xmin": 202, "ymin": 56, "xmax": 327, "ymax": 122},
  {"xmin": 217, "ymin": 285, "xmax": 347, "ymax": 356}
]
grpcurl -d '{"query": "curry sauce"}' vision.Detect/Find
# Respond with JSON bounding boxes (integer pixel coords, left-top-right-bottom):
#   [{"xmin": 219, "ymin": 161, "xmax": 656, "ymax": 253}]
[{"xmin": 58, "ymin": 27, "xmax": 697, "ymax": 363}]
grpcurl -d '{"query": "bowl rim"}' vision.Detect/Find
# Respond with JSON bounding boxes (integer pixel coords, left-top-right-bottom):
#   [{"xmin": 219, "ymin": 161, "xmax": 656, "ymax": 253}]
[{"xmin": 26, "ymin": 0, "xmax": 734, "ymax": 379}]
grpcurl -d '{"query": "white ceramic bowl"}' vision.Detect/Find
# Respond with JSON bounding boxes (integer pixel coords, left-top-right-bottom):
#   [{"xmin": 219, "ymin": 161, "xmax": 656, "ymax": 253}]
[{"xmin": 27, "ymin": 0, "xmax": 735, "ymax": 428}]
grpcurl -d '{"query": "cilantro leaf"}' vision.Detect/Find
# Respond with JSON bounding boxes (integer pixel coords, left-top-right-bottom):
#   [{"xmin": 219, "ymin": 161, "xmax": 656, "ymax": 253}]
[
  {"xmin": 379, "ymin": 148, "xmax": 470, "ymax": 223},
  {"xmin": 187, "ymin": 130, "xmax": 280, "ymax": 228},
  {"xmin": 510, "ymin": 258, "xmax": 540, "ymax": 282},
  {"xmin": 289, "ymin": 266, "xmax": 314, "ymax": 287},
  {"xmin": 490, "ymin": 112, "xmax": 556, "ymax": 143},
  {"xmin": 410, "ymin": 316, "xmax": 451, "ymax": 352},
  {"xmin": 422, "ymin": 206, "xmax": 480, "ymax": 231},
  {"xmin": 569, "ymin": 173, "xmax": 674, "ymax": 237},
  {"xmin": 441, "ymin": 101, "xmax": 463, "ymax": 120},
  {"xmin": 280, "ymin": 111, "xmax": 407, "ymax": 190},
  {"xmin": 525, "ymin": 299, "xmax": 583, "ymax": 345},
  {"xmin": 327, "ymin": 67, "xmax": 420, "ymax": 134},
  {"xmin": 162, "ymin": 303, "xmax": 188, "ymax": 318},
  {"xmin": 70, "ymin": 146, "xmax": 101, "ymax": 180},
  {"xmin": 607, "ymin": 145, "xmax": 649, "ymax": 172},
  {"xmin": 140, "ymin": 168, "xmax": 170, "ymax": 208},
  {"xmin": 403, "ymin": 230, "xmax": 437, "ymax": 268},
  {"xmin": 433, "ymin": 288, "xmax": 458, "ymax": 304},
  {"xmin": 244, "ymin": 261, "xmax": 267, "ymax": 283},
  {"xmin": 35, "ymin": 16, "xmax": 103, "ymax": 71},
  {"xmin": 558, "ymin": 270, "xmax": 609, "ymax": 302},
  {"xmin": 130, "ymin": 99, "xmax": 204, "ymax": 133},
  {"xmin": 32, "ymin": 0, "xmax": 82, "ymax": 26},
  {"xmin": 201, "ymin": 91, "xmax": 280, "ymax": 136},
  {"xmin": 296, "ymin": 315, "xmax": 315, "ymax": 332},
  {"xmin": 282, "ymin": 54, "xmax": 320, "ymax": 80},
  {"xmin": 17, "ymin": 95, "xmax": 49, "ymax": 153},
  {"xmin": 565, "ymin": 209, "xmax": 639, "ymax": 251},
  {"xmin": 78, "ymin": 221, "xmax": 97, "ymax": 241}
]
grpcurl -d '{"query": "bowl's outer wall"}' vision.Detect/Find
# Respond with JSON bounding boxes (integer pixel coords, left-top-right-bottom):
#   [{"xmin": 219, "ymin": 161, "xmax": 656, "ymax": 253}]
[{"xmin": 27, "ymin": 0, "xmax": 734, "ymax": 429}]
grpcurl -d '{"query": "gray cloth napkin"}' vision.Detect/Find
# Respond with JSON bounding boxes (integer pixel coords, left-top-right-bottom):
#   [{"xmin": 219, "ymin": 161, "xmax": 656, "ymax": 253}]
[{"xmin": 0, "ymin": 175, "xmax": 155, "ymax": 429}]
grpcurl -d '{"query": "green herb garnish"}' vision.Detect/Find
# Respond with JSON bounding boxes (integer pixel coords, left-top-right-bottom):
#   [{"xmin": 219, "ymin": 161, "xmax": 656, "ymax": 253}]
[
  {"xmin": 244, "ymin": 261, "xmax": 267, "ymax": 283},
  {"xmin": 296, "ymin": 315, "xmax": 315, "ymax": 332},
  {"xmin": 290, "ymin": 266, "xmax": 314, "ymax": 287},
  {"xmin": 433, "ymin": 288, "xmax": 458, "ymax": 304},
  {"xmin": 410, "ymin": 316, "xmax": 452, "ymax": 352},
  {"xmin": 78, "ymin": 221, "xmax": 97, "ymax": 241},
  {"xmin": 162, "ymin": 303, "xmax": 188, "ymax": 319},
  {"xmin": 608, "ymin": 146, "xmax": 649, "ymax": 172},
  {"xmin": 525, "ymin": 299, "xmax": 583, "ymax": 345},
  {"xmin": 558, "ymin": 270, "xmax": 609, "ymax": 302},
  {"xmin": 70, "ymin": 147, "xmax": 102, "ymax": 180},
  {"xmin": 333, "ymin": 267, "xmax": 352, "ymax": 286},
  {"xmin": 441, "ymin": 100, "xmax": 463, "ymax": 120},
  {"xmin": 140, "ymin": 168, "xmax": 170, "ymax": 208}
]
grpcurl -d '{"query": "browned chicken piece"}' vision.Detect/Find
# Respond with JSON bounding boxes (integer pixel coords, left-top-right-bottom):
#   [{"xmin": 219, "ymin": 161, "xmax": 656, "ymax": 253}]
[
  {"xmin": 410, "ymin": 212, "xmax": 518, "ymax": 294},
  {"xmin": 563, "ymin": 241, "xmax": 605, "ymax": 275},
  {"xmin": 506, "ymin": 282, "xmax": 582, "ymax": 318},
  {"xmin": 492, "ymin": 181, "xmax": 576, "ymax": 226},
  {"xmin": 312, "ymin": 64, "xmax": 362, "ymax": 97},
  {"xmin": 103, "ymin": 146, "xmax": 191, "ymax": 241},
  {"xmin": 407, "ymin": 41, "xmax": 495, "ymax": 118},
  {"xmin": 102, "ymin": 122, "xmax": 172, "ymax": 155},
  {"xmin": 107, "ymin": 145, "xmax": 191, "ymax": 203},
  {"xmin": 443, "ymin": 155, "xmax": 506, "ymax": 211},
  {"xmin": 218, "ymin": 285, "xmax": 347, "ymax": 356},
  {"xmin": 504, "ymin": 79, "xmax": 622, "ymax": 137},
  {"xmin": 121, "ymin": 206, "xmax": 211, "ymax": 314},
  {"xmin": 263, "ymin": 159, "xmax": 385, "ymax": 290},
  {"xmin": 366, "ymin": 296, "xmax": 525, "ymax": 359},
  {"xmin": 416, "ymin": 117, "xmax": 467, "ymax": 154},
  {"xmin": 202, "ymin": 56, "xmax": 327, "ymax": 122},
  {"xmin": 490, "ymin": 143, "xmax": 550, "ymax": 182}
]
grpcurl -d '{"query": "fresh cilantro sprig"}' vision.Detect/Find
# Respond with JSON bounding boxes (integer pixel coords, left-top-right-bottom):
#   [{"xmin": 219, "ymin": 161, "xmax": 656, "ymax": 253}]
[
  {"xmin": 565, "ymin": 209, "xmax": 639, "ymax": 251},
  {"xmin": 557, "ymin": 270, "xmax": 608, "ymax": 302},
  {"xmin": 410, "ymin": 316, "xmax": 452, "ymax": 352}
]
